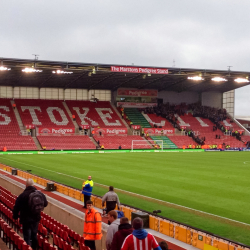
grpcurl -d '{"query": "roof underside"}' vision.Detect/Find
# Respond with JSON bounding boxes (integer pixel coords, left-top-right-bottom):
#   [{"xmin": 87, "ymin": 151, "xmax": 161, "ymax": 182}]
[{"xmin": 0, "ymin": 58, "xmax": 249, "ymax": 93}]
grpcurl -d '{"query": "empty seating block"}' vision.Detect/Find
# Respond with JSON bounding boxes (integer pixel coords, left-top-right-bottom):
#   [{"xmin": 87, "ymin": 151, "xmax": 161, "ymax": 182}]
[
  {"xmin": 0, "ymin": 99, "xmax": 37, "ymax": 150},
  {"xmin": 95, "ymin": 135, "xmax": 152, "ymax": 149},
  {"xmin": 37, "ymin": 135, "xmax": 96, "ymax": 150},
  {"xmin": 15, "ymin": 99, "xmax": 75, "ymax": 129},
  {"xmin": 66, "ymin": 100, "xmax": 125, "ymax": 128}
]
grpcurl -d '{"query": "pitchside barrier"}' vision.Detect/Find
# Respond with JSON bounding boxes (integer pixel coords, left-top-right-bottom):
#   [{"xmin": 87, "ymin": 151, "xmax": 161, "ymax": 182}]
[{"xmin": 0, "ymin": 163, "xmax": 249, "ymax": 250}]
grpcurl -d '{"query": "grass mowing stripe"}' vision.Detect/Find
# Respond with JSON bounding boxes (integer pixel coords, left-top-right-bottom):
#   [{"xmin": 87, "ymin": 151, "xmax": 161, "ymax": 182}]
[
  {"xmin": 1, "ymin": 156, "xmax": 250, "ymax": 228},
  {"xmin": 1, "ymin": 152, "xmax": 250, "ymax": 245}
]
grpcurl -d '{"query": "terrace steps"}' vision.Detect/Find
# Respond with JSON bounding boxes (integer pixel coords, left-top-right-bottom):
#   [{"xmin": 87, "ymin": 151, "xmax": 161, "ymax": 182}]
[{"xmin": 124, "ymin": 108, "xmax": 151, "ymax": 128}]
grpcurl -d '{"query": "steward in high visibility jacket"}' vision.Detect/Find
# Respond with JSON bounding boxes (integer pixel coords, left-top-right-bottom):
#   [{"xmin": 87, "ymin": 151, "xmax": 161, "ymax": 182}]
[
  {"xmin": 83, "ymin": 201, "xmax": 102, "ymax": 249},
  {"xmin": 82, "ymin": 176, "xmax": 94, "ymax": 208}
]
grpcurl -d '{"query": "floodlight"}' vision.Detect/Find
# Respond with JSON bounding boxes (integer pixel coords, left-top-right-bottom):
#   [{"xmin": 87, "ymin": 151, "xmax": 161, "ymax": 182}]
[
  {"xmin": 234, "ymin": 78, "xmax": 249, "ymax": 83},
  {"xmin": 211, "ymin": 77, "xmax": 227, "ymax": 82},
  {"xmin": 52, "ymin": 70, "xmax": 73, "ymax": 74},
  {"xmin": 22, "ymin": 68, "xmax": 42, "ymax": 73},
  {"xmin": 0, "ymin": 66, "xmax": 11, "ymax": 71},
  {"xmin": 187, "ymin": 76, "xmax": 204, "ymax": 81}
]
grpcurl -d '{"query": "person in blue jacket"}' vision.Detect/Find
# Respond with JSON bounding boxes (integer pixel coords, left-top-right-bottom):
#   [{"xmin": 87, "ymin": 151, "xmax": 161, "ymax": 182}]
[{"xmin": 82, "ymin": 175, "xmax": 94, "ymax": 208}]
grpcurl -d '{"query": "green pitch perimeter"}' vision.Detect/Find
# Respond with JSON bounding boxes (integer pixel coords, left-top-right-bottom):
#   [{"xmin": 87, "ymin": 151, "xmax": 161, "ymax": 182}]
[{"xmin": 0, "ymin": 151, "xmax": 250, "ymax": 245}]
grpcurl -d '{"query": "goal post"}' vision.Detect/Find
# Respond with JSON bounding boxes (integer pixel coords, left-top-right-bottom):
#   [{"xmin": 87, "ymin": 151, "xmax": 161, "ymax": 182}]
[{"xmin": 131, "ymin": 140, "xmax": 163, "ymax": 151}]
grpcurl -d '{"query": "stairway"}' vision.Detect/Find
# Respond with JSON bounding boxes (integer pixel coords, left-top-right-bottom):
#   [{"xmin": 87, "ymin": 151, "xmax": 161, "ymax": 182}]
[
  {"xmin": 110, "ymin": 103, "xmax": 133, "ymax": 135},
  {"xmin": 124, "ymin": 108, "xmax": 152, "ymax": 128},
  {"xmin": 10, "ymin": 100, "xmax": 26, "ymax": 131},
  {"xmin": 150, "ymin": 135, "xmax": 178, "ymax": 149},
  {"xmin": 62, "ymin": 101, "xmax": 79, "ymax": 133},
  {"xmin": 32, "ymin": 137, "xmax": 43, "ymax": 150}
]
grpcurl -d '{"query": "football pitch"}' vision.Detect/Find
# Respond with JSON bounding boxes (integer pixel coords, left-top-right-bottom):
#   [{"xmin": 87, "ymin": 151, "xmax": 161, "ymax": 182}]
[{"xmin": 0, "ymin": 151, "xmax": 250, "ymax": 245}]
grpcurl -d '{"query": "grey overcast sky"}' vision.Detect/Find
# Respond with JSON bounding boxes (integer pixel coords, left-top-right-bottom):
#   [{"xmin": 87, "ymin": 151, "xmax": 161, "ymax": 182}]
[{"xmin": 0, "ymin": 0, "xmax": 249, "ymax": 116}]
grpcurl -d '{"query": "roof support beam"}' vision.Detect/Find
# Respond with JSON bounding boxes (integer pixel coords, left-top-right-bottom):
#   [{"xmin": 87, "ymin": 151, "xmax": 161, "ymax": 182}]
[
  {"xmin": 64, "ymin": 72, "xmax": 88, "ymax": 89},
  {"xmin": 138, "ymin": 75, "xmax": 167, "ymax": 89},
  {"xmin": 88, "ymin": 73, "xmax": 115, "ymax": 90},
  {"xmin": 158, "ymin": 77, "xmax": 186, "ymax": 92},
  {"xmin": 112, "ymin": 74, "xmax": 141, "ymax": 91}
]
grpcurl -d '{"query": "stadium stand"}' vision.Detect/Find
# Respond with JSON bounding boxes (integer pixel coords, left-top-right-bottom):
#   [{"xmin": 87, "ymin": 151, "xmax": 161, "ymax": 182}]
[
  {"xmin": 167, "ymin": 135, "xmax": 197, "ymax": 148},
  {"xmin": 143, "ymin": 113, "xmax": 173, "ymax": 128},
  {"xmin": 179, "ymin": 114, "xmax": 244, "ymax": 147},
  {"xmin": 149, "ymin": 136, "xmax": 178, "ymax": 149},
  {"xmin": 66, "ymin": 101, "xmax": 125, "ymax": 128},
  {"xmin": 37, "ymin": 135, "xmax": 96, "ymax": 150},
  {"xmin": 94, "ymin": 135, "xmax": 152, "ymax": 149},
  {"xmin": 124, "ymin": 108, "xmax": 151, "ymax": 128},
  {"xmin": 15, "ymin": 99, "xmax": 75, "ymax": 130},
  {"xmin": 0, "ymin": 99, "xmax": 37, "ymax": 150}
]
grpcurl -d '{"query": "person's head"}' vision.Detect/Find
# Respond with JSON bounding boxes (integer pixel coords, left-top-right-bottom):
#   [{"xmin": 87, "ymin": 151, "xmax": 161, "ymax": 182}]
[
  {"xmin": 159, "ymin": 241, "xmax": 168, "ymax": 250},
  {"xmin": 88, "ymin": 176, "xmax": 92, "ymax": 181},
  {"xmin": 86, "ymin": 200, "xmax": 93, "ymax": 211},
  {"xmin": 109, "ymin": 186, "xmax": 114, "ymax": 191},
  {"xmin": 132, "ymin": 217, "xmax": 143, "ymax": 230},
  {"xmin": 26, "ymin": 178, "xmax": 34, "ymax": 187},
  {"xmin": 120, "ymin": 217, "xmax": 129, "ymax": 224},
  {"xmin": 108, "ymin": 210, "xmax": 117, "ymax": 223}
]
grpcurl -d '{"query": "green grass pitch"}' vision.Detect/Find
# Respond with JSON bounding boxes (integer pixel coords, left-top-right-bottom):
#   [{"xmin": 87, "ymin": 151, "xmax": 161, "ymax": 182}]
[{"xmin": 0, "ymin": 152, "xmax": 250, "ymax": 245}]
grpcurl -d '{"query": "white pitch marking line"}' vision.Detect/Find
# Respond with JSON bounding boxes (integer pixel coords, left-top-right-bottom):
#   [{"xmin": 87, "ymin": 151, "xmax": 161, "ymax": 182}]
[{"xmin": 1, "ymin": 156, "xmax": 250, "ymax": 227}]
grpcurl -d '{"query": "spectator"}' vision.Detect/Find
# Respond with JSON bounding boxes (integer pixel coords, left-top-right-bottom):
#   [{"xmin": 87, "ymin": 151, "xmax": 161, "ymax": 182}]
[
  {"xmin": 118, "ymin": 145, "xmax": 122, "ymax": 150},
  {"xmin": 121, "ymin": 217, "xmax": 161, "ymax": 250},
  {"xmin": 83, "ymin": 200, "xmax": 102, "ymax": 250},
  {"xmin": 102, "ymin": 186, "xmax": 120, "ymax": 214},
  {"xmin": 82, "ymin": 176, "xmax": 94, "ymax": 208},
  {"xmin": 13, "ymin": 179, "xmax": 48, "ymax": 250},
  {"xmin": 106, "ymin": 210, "xmax": 120, "ymax": 250},
  {"xmin": 159, "ymin": 242, "xmax": 169, "ymax": 250},
  {"xmin": 111, "ymin": 217, "xmax": 133, "ymax": 250}
]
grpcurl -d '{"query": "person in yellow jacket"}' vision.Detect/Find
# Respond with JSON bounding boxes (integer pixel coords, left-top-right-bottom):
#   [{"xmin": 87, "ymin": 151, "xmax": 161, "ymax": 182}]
[
  {"xmin": 83, "ymin": 200, "xmax": 102, "ymax": 250},
  {"xmin": 82, "ymin": 176, "xmax": 94, "ymax": 208}
]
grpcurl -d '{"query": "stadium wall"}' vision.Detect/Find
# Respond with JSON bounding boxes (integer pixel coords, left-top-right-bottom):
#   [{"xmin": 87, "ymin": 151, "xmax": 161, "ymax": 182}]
[
  {"xmin": 0, "ymin": 86, "xmax": 111, "ymax": 101},
  {"xmin": 158, "ymin": 91, "xmax": 199, "ymax": 104},
  {"xmin": 201, "ymin": 91, "xmax": 222, "ymax": 108}
]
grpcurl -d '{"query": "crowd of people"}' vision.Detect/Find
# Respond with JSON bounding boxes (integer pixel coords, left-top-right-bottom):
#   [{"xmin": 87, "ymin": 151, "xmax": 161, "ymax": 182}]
[
  {"xmin": 143, "ymin": 102, "xmax": 246, "ymax": 148},
  {"xmin": 13, "ymin": 177, "xmax": 169, "ymax": 250}
]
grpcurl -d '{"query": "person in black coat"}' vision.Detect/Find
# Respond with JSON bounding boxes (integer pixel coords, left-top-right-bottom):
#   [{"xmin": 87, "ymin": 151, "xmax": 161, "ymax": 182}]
[{"xmin": 13, "ymin": 179, "xmax": 48, "ymax": 250}]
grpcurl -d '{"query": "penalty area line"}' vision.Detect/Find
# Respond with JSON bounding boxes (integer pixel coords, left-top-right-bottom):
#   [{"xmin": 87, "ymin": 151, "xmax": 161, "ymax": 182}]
[{"xmin": 0, "ymin": 156, "xmax": 250, "ymax": 227}]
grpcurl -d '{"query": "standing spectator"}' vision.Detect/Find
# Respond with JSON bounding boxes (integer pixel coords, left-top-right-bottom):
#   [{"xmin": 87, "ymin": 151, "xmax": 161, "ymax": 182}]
[
  {"xmin": 82, "ymin": 176, "xmax": 94, "ymax": 208},
  {"xmin": 121, "ymin": 217, "xmax": 161, "ymax": 250},
  {"xmin": 13, "ymin": 179, "xmax": 48, "ymax": 250},
  {"xmin": 111, "ymin": 217, "xmax": 133, "ymax": 250},
  {"xmin": 83, "ymin": 200, "xmax": 102, "ymax": 250},
  {"xmin": 106, "ymin": 210, "xmax": 120, "ymax": 250},
  {"xmin": 159, "ymin": 241, "xmax": 168, "ymax": 250},
  {"xmin": 102, "ymin": 186, "xmax": 120, "ymax": 215}
]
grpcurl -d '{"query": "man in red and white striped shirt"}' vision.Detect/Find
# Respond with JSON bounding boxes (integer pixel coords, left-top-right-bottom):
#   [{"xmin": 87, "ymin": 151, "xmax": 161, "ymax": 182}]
[{"xmin": 121, "ymin": 218, "xmax": 161, "ymax": 250}]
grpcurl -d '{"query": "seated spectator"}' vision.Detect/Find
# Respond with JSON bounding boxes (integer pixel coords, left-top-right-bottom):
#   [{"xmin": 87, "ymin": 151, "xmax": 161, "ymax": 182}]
[
  {"xmin": 102, "ymin": 186, "xmax": 120, "ymax": 215},
  {"xmin": 106, "ymin": 210, "xmax": 120, "ymax": 250},
  {"xmin": 111, "ymin": 217, "xmax": 133, "ymax": 250}
]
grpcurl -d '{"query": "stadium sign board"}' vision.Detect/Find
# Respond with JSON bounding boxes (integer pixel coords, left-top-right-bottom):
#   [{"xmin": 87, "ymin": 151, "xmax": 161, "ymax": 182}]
[
  {"xmin": 117, "ymin": 88, "xmax": 158, "ymax": 97},
  {"xmin": 117, "ymin": 102, "xmax": 157, "ymax": 108},
  {"xmin": 143, "ymin": 128, "xmax": 174, "ymax": 134},
  {"xmin": 38, "ymin": 127, "xmax": 75, "ymax": 134},
  {"xmin": 93, "ymin": 128, "xmax": 127, "ymax": 135},
  {"xmin": 111, "ymin": 66, "xmax": 168, "ymax": 74}
]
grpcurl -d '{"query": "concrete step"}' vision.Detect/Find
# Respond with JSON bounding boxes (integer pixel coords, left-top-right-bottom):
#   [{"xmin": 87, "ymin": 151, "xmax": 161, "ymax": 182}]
[
  {"xmin": 32, "ymin": 137, "xmax": 43, "ymax": 150},
  {"xmin": 10, "ymin": 100, "xmax": 26, "ymax": 131},
  {"xmin": 62, "ymin": 101, "xmax": 79, "ymax": 134},
  {"xmin": 110, "ymin": 103, "xmax": 133, "ymax": 135}
]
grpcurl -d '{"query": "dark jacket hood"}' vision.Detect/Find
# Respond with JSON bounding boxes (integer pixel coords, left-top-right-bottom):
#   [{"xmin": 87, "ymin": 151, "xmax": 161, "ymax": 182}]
[{"xmin": 118, "ymin": 223, "xmax": 133, "ymax": 237}]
